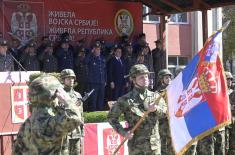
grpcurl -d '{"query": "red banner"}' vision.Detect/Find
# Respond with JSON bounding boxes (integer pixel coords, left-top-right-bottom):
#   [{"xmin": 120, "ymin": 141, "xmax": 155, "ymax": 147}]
[
  {"xmin": 85, "ymin": 122, "xmax": 128, "ymax": 155},
  {"xmin": 1, "ymin": 0, "xmax": 142, "ymax": 46},
  {"xmin": 0, "ymin": 71, "xmax": 39, "ymax": 134}
]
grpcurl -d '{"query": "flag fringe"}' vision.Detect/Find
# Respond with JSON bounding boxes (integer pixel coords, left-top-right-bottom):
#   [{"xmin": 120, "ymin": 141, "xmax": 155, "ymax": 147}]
[{"xmin": 173, "ymin": 120, "xmax": 231, "ymax": 155}]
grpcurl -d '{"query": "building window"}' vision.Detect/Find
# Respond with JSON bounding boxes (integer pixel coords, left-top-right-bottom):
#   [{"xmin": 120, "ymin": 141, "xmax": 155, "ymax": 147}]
[
  {"xmin": 143, "ymin": 5, "xmax": 160, "ymax": 23},
  {"xmin": 169, "ymin": 13, "xmax": 188, "ymax": 24},
  {"xmin": 168, "ymin": 56, "xmax": 188, "ymax": 76}
]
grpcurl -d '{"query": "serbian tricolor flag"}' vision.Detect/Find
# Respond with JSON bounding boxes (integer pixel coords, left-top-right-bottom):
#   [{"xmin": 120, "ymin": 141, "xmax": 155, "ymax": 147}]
[{"xmin": 167, "ymin": 28, "xmax": 231, "ymax": 155}]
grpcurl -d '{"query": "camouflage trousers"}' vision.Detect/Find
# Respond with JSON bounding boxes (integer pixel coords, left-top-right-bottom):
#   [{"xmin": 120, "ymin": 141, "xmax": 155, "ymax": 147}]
[
  {"xmin": 128, "ymin": 137, "xmax": 161, "ymax": 155},
  {"xmin": 197, "ymin": 134, "xmax": 214, "ymax": 155},
  {"xmin": 183, "ymin": 143, "xmax": 197, "ymax": 155},
  {"xmin": 159, "ymin": 118, "xmax": 174, "ymax": 155},
  {"xmin": 128, "ymin": 145, "xmax": 160, "ymax": 155},
  {"xmin": 225, "ymin": 126, "xmax": 230, "ymax": 154},
  {"xmin": 228, "ymin": 118, "xmax": 235, "ymax": 155},
  {"xmin": 69, "ymin": 138, "xmax": 81, "ymax": 155},
  {"xmin": 213, "ymin": 129, "xmax": 226, "ymax": 155}
]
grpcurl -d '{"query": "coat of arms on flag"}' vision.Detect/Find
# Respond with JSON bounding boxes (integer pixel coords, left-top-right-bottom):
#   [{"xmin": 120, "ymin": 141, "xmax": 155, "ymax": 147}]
[{"xmin": 167, "ymin": 23, "xmax": 231, "ymax": 155}]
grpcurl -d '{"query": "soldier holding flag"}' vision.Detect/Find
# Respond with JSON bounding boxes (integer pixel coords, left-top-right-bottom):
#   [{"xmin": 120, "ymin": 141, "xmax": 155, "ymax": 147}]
[{"xmin": 108, "ymin": 64, "xmax": 166, "ymax": 155}]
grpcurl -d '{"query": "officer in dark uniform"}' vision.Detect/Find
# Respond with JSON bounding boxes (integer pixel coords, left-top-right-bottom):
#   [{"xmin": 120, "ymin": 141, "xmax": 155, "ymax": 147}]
[
  {"xmin": 55, "ymin": 38, "xmax": 74, "ymax": 71},
  {"xmin": 8, "ymin": 39, "xmax": 21, "ymax": 70},
  {"xmin": 85, "ymin": 42, "xmax": 106, "ymax": 111},
  {"xmin": 74, "ymin": 48, "xmax": 87, "ymax": 95},
  {"xmin": 0, "ymin": 40, "xmax": 14, "ymax": 71},
  {"xmin": 37, "ymin": 36, "xmax": 50, "ymax": 56},
  {"xmin": 20, "ymin": 42, "xmax": 40, "ymax": 71},
  {"xmin": 123, "ymin": 42, "xmax": 136, "ymax": 73},
  {"xmin": 38, "ymin": 42, "xmax": 58, "ymax": 72},
  {"xmin": 152, "ymin": 40, "xmax": 166, "ymax": 88}
]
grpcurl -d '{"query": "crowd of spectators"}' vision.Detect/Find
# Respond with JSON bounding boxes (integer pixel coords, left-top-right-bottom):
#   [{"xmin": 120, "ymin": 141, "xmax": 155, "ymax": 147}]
[{"xmin": 0, "ymin": 32, "xmax": 166, "ymax": 111}]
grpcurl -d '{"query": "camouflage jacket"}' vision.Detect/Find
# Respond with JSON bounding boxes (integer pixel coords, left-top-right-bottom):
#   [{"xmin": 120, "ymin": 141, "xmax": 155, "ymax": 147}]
[
  {"xmin": 12, "ymin": 100, "xmax": 83, "ymax": 155},
  {"xmin": 108, "ymin": 88, "xmax": 166, "ymax": 150},
  {"xmin": 64, "ymin": 87, "xmax": 84, "ymax": 139}
]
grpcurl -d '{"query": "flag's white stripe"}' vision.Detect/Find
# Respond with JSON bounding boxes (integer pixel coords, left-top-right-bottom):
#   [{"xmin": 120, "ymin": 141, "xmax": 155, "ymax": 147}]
[{"xmin": 167, "ymin": 73, "xmax": 192, "ymax": 153}]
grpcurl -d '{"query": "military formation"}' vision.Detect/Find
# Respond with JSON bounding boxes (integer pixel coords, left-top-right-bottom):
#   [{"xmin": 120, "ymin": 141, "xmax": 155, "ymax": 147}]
[
  {"xmin": 12, "ymin": 63, "xmax": 235, "ymax": 155},
  {"xmin": 0, "ymin": 11, "xmax": 229, "ymax": 154}
]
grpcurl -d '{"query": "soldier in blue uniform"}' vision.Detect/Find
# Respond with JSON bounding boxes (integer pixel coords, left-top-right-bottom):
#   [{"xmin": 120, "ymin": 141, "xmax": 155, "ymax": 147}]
[
  {"xmin": 85, "ymin": 42, "xmax": 106, "ymax": 111},
  {"xmin": 0, "ymin": 40, "xmax": 14, "ymax": 71},
  {"xmin": 19, "ymin": 42, "xmax": 40, "ymax": 71},
  {"xmin": 38, "ymin": 42, "xmax": 58, "ymax": 72},
  {"xmin": 55, "ymin": 38, "xmax": 74, "ymax": 71}
]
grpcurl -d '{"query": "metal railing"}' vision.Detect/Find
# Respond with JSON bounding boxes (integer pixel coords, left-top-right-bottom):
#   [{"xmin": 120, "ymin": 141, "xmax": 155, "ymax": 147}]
[{"xmin": 0, "ymin": 132, "xmax": 17, "ymax": 155}]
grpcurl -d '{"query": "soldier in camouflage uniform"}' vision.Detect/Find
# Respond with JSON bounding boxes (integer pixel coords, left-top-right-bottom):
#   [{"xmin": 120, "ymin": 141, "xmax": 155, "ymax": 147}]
[
  {"xmin": 213, "ymin": 128, "xmax": 226, "ymax": 155},
  {"xmin": 196, "ymin": 73, "xmax": 234, "ymax": 155},
  {"xmin": 108, "ymin": 64, "xmax": 167, "ymax": 155},
  {"xmin": 196, "ymin": 135, "xmax": 214, "ymax": 155},
  {"xmin": 60, "ymin": 69, "xmax": 84, "ymax": 155},
  {"xmin": 156, "ymin": 69, "xmax": 175, "ymax": 155},
  {"xmin": 225, "ymin": 71, "xmax": 235, "ymax": 155},
  {"xmin": 213, "ymin": 73, "xmax": 230, "ymax": 155},
  {"xmin": 12, "ymin": 74, "xmax": 83, "ymax": 155}
]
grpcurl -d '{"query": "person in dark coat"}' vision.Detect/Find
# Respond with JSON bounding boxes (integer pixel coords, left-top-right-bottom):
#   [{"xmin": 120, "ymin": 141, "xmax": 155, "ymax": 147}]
[
  {"xmin": 36, "ymin": 36, "xmax": 50, "ymax": 56},
  {"xmin": 108, "ymin": 46, "xmax": 128, "ymax": 100},
  {"xmin": 8, "ymin": 39, "xmax": 22, "ymax": 70},
  {"xmin": 55, "ymin": 38, "xmax": 74, "ymax": 71},
  {"xmin": 0, "ymin": 40, "xmax": 14, "ymax": 71},
  {"xmin": 123, "ymin": 42, "xmax": 136, "ymax": 73},
  {"xmin": 133, "ymin": 33, "xmax": 147, "ymax": 55},
  {"xmin": 152, "ymin": 40, "xmax": 166, "ymax": 88},
  {"xmin": 85, "ymin": 42, "xmax": 106, "ymax": 111},
  {"xmin": 74, "ymin": 48, "xmax": 87, "ymax": 96},
  {"xmin": 20, "ymin": 42, "xmax": 40, "ymax": 71},
  {"xmin": 38, "ymin": 42, "xmax": 58, "ymax": 73}
]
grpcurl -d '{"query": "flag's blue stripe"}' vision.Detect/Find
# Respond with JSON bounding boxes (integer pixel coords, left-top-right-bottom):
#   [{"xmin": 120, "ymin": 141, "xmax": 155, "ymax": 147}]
[
  {"xmin": 184, "ymin": 101, "xmax": 217, "ymax": 138},
  {"xmin": 182, "ymin": 54, "xmax": 199, "ymax": 90}
]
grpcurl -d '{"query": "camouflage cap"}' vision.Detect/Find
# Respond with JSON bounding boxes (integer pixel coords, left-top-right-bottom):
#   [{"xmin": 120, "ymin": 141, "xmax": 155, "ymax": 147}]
[
  {"xmin": 225, "ymin": 71, "xmax": 233, "ymax": 79},
  {"xmin": 158, "ymin": 69, "xmax": 173, "ymax": 78},
  {"xmin": 60, "ymin": 69, "xmax": 76, "ymax": 79},
  {"xmin": 125, "ymin": 64, "xmax": 153, "ymax": 78},
  {"xmin": 28, "ymin": 74, "xmax": 63, "ymax": 104}
]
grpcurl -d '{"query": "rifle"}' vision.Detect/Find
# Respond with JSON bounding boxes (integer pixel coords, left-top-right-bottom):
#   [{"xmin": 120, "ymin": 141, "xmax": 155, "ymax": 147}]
[
  {"xmin": 113, "ymin": 90, "xmax": 167, "ymax": 155},
  {"xmin": 81, "ymin": 89, "xmax": 95, "ymax": 102}
]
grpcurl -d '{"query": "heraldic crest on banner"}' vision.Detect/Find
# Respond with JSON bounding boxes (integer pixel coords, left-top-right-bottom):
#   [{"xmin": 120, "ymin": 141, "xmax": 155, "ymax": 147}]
[
  {"xmin": 114, "ymin": 9, "xmax": 134, "ymax": 36},
  {"xmin": 8, "ymin": 3, "xmax": 37, "ymax": 45}
]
